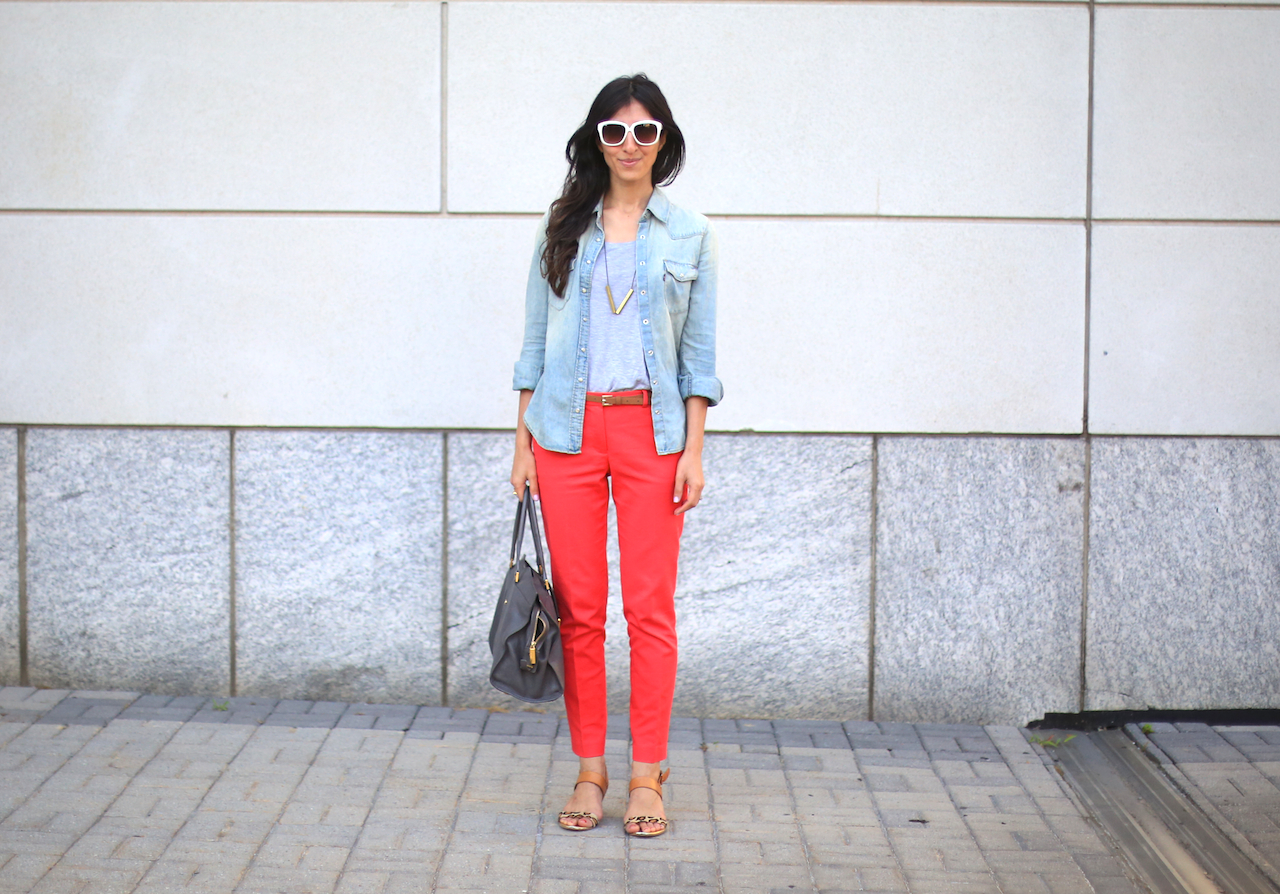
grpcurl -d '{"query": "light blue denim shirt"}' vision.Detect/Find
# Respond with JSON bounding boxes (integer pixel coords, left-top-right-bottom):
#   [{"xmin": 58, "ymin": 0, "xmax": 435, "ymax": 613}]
[{"xmin": 514, "ymin": 187, "xmax": 722, "ymax": 455}]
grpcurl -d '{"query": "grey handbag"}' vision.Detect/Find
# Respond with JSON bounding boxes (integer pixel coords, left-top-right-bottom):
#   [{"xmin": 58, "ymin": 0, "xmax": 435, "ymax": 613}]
[{"xmin": 488, "ymin": 491, "xmax": 565, "ymax": 703}]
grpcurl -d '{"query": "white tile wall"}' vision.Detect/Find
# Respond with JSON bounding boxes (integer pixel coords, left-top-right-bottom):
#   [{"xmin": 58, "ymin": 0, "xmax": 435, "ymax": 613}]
[
  {"xmin": 1090, "ymin": 225, "xmax": 1280, "ymax": 436},
  {"xmin": 447, "ymin": 2, "xmax": 1089, "ymax": 218},
  {"xmin": 2, "ymin": 0, "xmax": 1276, "ymax": 439},
  {"xmin": 0, "ymin": 2, "xmax": 440, "ymax": 211},
  {"xmin": 712, "ymin": 219, "xmax": 1086, "ymax": 434},
  {"xmin": 1093, "ymin": 9, "xmax": 1280, "ymax": 221},
  {"xmin": 0, "ymin": 214, "xmax": 1085, "ymax": 434},
  {"xmin": 0, "ymin": 215, "xmax": 531, "ymax": 429}
]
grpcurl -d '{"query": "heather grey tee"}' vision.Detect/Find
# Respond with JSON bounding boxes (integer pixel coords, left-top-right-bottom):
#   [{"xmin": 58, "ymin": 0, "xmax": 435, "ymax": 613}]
[{"xmin": 586, "ymin": 240, "xmax": 651, "ymax": 393}]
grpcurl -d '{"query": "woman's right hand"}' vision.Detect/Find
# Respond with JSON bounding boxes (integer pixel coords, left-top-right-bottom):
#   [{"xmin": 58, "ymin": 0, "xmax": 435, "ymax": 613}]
[
  {"xmin": 511, "ymin": 389, "xmax": 539, "ymax": 500},
  {"xmin": 511, "ymin": 442, "xmax": 539, "ymax": 500}
]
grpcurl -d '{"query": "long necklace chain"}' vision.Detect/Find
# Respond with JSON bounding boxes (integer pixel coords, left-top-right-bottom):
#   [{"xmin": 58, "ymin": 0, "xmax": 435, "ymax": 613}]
[{"xmin": 601, "ymin": 241, "xmax": 637, "ymax": 315}]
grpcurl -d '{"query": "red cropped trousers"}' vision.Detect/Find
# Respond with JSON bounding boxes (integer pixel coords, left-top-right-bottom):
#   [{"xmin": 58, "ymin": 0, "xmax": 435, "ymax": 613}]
[{"xmin": 532, "ymin": 394, "xmax": 684, "ymax": 764}]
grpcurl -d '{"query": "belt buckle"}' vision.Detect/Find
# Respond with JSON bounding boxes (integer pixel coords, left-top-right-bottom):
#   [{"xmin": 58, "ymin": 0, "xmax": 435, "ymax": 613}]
[{"xmin": 599, "ymin": 393, "xmax": 614, "ymax": 407}]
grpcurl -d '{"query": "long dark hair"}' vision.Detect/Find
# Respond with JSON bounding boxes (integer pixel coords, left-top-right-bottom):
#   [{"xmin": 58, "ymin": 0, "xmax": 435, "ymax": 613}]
[{"xmin": 541, "ymin": 74, "xmax": 686, "ymax": 298}]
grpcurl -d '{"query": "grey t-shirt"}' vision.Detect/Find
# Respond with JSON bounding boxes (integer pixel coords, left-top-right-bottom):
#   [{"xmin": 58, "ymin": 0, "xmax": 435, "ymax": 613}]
[{"xmin": 587, "ymin": 241, "xmax": 651, "ymax": 393}]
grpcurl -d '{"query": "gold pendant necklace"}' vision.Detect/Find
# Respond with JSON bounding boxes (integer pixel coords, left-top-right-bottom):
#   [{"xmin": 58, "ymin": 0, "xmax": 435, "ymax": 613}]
[{"xmin": 602, "ymin": 241, "xmax": 636, "ymax": 315}]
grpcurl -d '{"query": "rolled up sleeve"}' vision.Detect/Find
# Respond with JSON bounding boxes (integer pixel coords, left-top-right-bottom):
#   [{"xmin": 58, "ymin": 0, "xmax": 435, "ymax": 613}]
[
  {"xmin": 677, "ymin": 223, "xmax": 724, "ymax": 406},
  {"xmin": 513, "ymin": 227, "xmax": 550, "ymax": 392}
]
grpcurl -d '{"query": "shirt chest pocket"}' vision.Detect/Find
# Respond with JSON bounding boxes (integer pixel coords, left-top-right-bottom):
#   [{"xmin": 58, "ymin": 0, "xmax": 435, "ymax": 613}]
[{"xmin": 662, "ymin": 259, "xmax": 698, "ymax": 317}]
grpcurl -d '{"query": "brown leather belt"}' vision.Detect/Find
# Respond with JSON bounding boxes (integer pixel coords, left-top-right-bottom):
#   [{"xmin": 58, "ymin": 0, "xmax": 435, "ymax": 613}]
[{"xmin": 585, "ymin": 390, "xmax": 650, "ymax": 407}]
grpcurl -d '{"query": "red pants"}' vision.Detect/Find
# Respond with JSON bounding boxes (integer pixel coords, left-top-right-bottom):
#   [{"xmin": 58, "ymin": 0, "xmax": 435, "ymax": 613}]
[{"xmin": 532, "ymin": 395, "xmax": 684, "ymax": 763}]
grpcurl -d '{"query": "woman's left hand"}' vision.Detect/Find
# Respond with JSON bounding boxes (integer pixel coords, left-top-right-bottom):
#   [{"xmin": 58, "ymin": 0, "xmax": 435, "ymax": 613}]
[{"xmin": 673, "ymin": 451, "xmax": 704, "ymax": 515}]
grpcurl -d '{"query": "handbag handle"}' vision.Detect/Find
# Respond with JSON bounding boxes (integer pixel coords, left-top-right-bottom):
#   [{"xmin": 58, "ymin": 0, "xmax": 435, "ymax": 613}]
[
  {"xmin": 524, "ymin": 492, "xmax": 549, "ymax": 579},
  {"xmin": 509, "ymin": 491, "xmax": 551, "ymax": 577},
  {"xmin": 508, "ymin": 490, "xmax": 531, "ymax": 568}
]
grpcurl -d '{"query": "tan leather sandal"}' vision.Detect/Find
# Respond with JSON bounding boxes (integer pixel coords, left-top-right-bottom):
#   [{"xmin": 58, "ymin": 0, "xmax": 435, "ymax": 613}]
[
  {"xmin": 557, "ymin": 770, "xmax": 608, "ymax": 831},
  {"xmin": 624, "ymin": 769, "xmax": 670, "ymax": 838}
]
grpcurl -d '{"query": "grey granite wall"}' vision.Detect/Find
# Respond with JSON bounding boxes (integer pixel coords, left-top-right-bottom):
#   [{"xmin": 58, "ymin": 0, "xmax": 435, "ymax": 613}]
[
  {"xmin": 446, "ymin": 431, "xmax": 872, "ymax": 719},
  {"xmin": 1087, "ymin": 438, "xmax": 1280, "ymax": 710},
  {"xmin": 234, "ymin": 430, "xmax": 443, "ymax": 704},
  {"xmin": 25, "ymin": 428, "xmax": 231, "ymax": 693},
  {"xmin": 874, "ymin": 437, "xmax": 1086, "ymax": 725},
  {"xmin": 6, "ymin": 427, "xmax": 1277, "ymax": 722},
  {"xmin": 444, "ymin": 431, "xmax": 523, "ymax": 709},
  {"xmin": 675, "ymin": 434, "xmax": 872, "ymax": 719},
  {"xmin": 0, "ymin": 429, "xmax": 16, "ymax": 684}
]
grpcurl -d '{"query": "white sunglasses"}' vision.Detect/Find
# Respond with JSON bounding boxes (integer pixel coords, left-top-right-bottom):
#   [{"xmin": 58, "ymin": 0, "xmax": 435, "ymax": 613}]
[{"xmin": 597, "ymin": 119, "xmax": 663, "ymax": 147}]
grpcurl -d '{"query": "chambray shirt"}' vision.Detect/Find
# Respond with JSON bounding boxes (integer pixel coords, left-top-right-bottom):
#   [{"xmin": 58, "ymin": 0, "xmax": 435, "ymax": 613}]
[{"xmin": 514, "ymin": 188, "xmax": 723, "ymax": 455}]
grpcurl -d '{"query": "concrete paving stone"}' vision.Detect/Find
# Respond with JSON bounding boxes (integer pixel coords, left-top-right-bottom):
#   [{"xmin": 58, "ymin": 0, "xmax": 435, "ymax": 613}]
[
  {"xmin": 117, "ymin": 705, "xmax": 203, "ymax": 723},
  {"xmin": 406, "ymin": 710, "xmax": 488, "ymax": 738},
  {"xmin": 437, "ymin": 850, "xmax": 535, "ymax": 887},
  {"xmin": 135, "ymin": 860, "xmax": 247, "ymax": 892},
  {"xmin": 983, "ymin": 848, "xmax": 1077, "ymax": 871},
  {"xmin": 335, "ymin": 705, "xmax": 419, "ymax": 732},
  {"xmin": 535, "ymin": 833, "xmax": 626, "ymax": 860},
  {"xmin": 850, "ymin": 866, "xmax": 911, "ymax": 891},
  {"xmin": 527, "ymin": 880, "xmax": 584, "ymax": 894},
  {"xmin": 236, "ymin": 865, "xmax": 341, "ymax": 893},
  {"xmin": 36, "ymin": 697, "xmax": 134, "ymax": 727},
  {"xmin": 1086, "ymin": 878, "xmax": 1148, "ymax": 894},
  {"xmin": 0, "ymin": 688, "xmax": 70, "ymax": 709},
  {"xmin": 1042, "ymin": 873, "xmax": 1097, "ymax": 894},
  {"xmin": 901, "ymin": 870, "xmax": 1002, "ymax": 892},
  {"xmin": 0, "ymin": 852, "xmax": 62, "ymax": 890},
  {"xmin": 67, "ymin": 691, "xmax": 142, "ymax": 701},
  {"xmin": 991, "ymin": 871, "xmax": 1055, "ymax": 894},
  {"xmin": 261, "ymin": 824, "xmax": 363, "ymax": 854},
  {"xmin": 855, "ymin": 754, "xmax": 932, "ymax": 771},
  {"xmin": 28, "ymin": 865, "xmax": 145, "ymax": 893},
  {"xmin": 963, "ymin": 811, "xmax": 1052, "ymax": 831},
  {"xmin": 334, "ymin": 872, "xmax": 390, "ymax": 894},
  {"xmin": 263, "ymin": 714, "xmax": 342, "ymax": 729},
  {"xmin": 403, "ymin": 729, "xmax": 445, "ymax": 741},
  {"xmin": 719, "ymin": 860, "xmax": 812, "ymax": 886}
]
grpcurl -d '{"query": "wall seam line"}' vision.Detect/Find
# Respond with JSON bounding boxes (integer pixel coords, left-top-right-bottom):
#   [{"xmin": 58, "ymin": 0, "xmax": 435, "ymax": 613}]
[
  {"xmin": 439, "ymin": 1, "xmax": 449, "ymax": 216},
  {"xmin": 867, "ymin": 434, "xmax": 879, "ymax": 722},
  {"xmin": 440, "ymin": 432, "xmax": 450, "ymax": 707},
  {"xmin": 16, "ymin": 427, "xmax": 28, "ymax": 687},
  {"xmin": 1080, "ymin": 436, "xmax": 1092, "ymax": 712},
  {"xmin": 228, "ymin": 429, "xmax": 238, "ymax": 697},
  {"xmin": 1083, "ymin": 0, "xmax": 1095, "ymax": 436},
  {"xmin": 8, "ymin": 209, "xmax": 1280, "ymax": 227},
  {"xmin": 1079, "ymin": 0, "xmax": 1095, "ymax": 713}
]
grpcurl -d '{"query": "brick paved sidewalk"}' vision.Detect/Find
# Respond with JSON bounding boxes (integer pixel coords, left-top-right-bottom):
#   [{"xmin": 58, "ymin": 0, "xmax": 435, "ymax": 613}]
[{"xmin": 0, "ymin": 688, "xmax": 1146, "ymax": 894}]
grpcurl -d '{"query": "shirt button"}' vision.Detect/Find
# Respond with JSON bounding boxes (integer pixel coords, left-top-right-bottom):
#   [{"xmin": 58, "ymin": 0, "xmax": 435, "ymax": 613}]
[
  {"xmin": 640, "ymin": 235, "xmax": 645, "ymax": 239},
  {"xmin": 581, "ymin": 348, "xmax": 586, "ymax": 353},
  {"xmin": 642, "ymin": 319, "xmax": 649, "ymax": 324},
  {"xmin": 640, "ymin": 290, "xmax": 646, "ymax": 295},
  {"xmin": 578, "ymin": 377, "xmax": 583, "ymax": 382},
  {"xmin": 647, "ymin": 350, "xmax": 653, "ymax": 356},
  {"xmin": 582, "ymin": 316, "xmax": 587, "ymax": 321},
  {"xmin": 652, "ymin": 379, "xmax": 657, "ymax": 386},
  {"xmin": 581, "ymin": 288, "xmax": 587, "ymax": 293},
  {"xmin": 639, "ymin": 261, "xmax": 645, "ymax": 266}
]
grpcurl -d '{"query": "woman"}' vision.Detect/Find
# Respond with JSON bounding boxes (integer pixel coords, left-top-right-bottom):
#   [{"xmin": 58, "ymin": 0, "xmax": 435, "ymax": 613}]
[{"xmin": 510, "ymin": 74, "xmax": 721, "ymax": 838}]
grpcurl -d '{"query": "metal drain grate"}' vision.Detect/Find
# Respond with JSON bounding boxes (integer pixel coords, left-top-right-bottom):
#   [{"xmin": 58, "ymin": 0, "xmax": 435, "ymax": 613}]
[{"xmin": 1051, "ymin": 729, "xmax": 1280, "ymax": 894}]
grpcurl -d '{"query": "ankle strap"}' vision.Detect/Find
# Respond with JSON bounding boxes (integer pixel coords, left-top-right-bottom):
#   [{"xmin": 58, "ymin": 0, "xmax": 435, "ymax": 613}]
[
  {"xmin": 575, "ymin": 770, "xmax": 608, "ymax": 795},
  {"xmin": 628, "ymin": 768, "xmax": 670, "ymax": 797}
]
